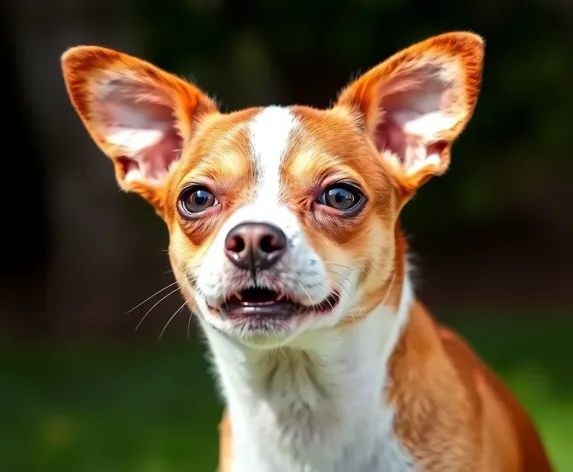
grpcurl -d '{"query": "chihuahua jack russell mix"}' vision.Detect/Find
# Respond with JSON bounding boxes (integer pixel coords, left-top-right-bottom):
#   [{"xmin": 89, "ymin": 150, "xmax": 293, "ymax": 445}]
[{"xmin": 62, "ymin": 32, "xmax": 552, "ymax": 472}]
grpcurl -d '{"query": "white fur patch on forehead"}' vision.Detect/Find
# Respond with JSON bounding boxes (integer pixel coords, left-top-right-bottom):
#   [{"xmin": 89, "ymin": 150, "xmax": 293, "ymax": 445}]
[{"xmin": 248, "ymin": 106, "xmax": 299, "ymax": 204}]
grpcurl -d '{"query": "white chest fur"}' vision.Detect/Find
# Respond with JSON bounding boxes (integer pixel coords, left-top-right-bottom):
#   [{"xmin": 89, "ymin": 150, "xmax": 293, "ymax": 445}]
[{"xmin": 202, "ymin": 279, "xmax": 418, "ymax": 472}]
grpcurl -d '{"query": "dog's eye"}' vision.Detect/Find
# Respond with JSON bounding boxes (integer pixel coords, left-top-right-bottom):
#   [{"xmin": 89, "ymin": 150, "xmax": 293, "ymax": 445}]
[
  {"xmin": 318, "ymin": 184, "xmax": 365, "ymax": 212},
  {"xmin": 178, "ymin": 186, "xmax": 219, "ymax": 217}
]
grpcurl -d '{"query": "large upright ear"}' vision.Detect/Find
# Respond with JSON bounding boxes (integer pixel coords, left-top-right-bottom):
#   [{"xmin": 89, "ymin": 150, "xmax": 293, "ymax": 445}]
[
  {"xmin": 337, "ymin": 32, "xmax": 484, "ymax": 194},
  {"xmin": 61, "ymin": 46, "xmax": 218, "ymax": 212}
]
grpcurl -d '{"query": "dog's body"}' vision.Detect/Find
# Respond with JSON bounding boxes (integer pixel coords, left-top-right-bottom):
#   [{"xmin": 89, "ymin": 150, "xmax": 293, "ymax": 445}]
[
  {"xmin": 212, "ymin": 220, "xmax": 550, "ymax": 472},
  {"xmin": 62, "ymin": 32, "xmax": 552, "ymax": 471}
]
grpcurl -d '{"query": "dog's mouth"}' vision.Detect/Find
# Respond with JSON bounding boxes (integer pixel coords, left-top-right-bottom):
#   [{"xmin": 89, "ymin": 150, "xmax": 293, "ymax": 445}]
[{"xmin": 207, "ymin": 287, "xmax": 340, "ymax": 320}]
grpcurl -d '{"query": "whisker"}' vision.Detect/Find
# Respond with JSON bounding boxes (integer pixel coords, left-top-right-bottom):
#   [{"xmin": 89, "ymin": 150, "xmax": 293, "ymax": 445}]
[
  {"xmin": 325, "ymin": 295, "xmax": 336, "ymax": 312},
  {"xmin": 296, "ymin": 281, "xmax": 315, "ymax": 306},
  {"xmin": 134, "ymin": 286, "xmax": 181, "ymax": 332},
  {"xmin": 325, "ymin": 268, "xmax": 352, "ymax": 284},
  {"xmin": 329, "ymin": 255, "xmax": 390, "ymax": 277},
  {"xmin": 125, "ymin": 281, "xmax": 179, "ymax": 314},
  {"xmin": 322, "ymin": 262, "xmax": 350, "ymax": 270},
  {"xmin": 327, "ymin": 276, "xmax": 351, "ymax": 297},
  {"xmin": 184, "ymin": 266, "xmax": 201, "ymax": 281},
  {"xmin": 185, "ymin": 264, "xmax": 201, "ymax": 273},
  {"xmin": 187, "ymin": 309, "xmax": 196, "ymax": 340},
  {"xmin": 159, "ymin": 300, "xmax": 187, "ymax": 341}
]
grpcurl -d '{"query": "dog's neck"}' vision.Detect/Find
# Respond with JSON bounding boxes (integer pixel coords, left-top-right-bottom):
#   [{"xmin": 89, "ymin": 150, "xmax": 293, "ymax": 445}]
[{"xmin": 201, "ymin": 265, "xmax": 416, "ymax": 472}]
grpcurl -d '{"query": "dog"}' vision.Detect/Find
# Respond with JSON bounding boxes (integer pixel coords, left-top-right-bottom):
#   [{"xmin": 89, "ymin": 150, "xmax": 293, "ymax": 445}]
[{"xmin": 62, "ymin": 31, "xmax": 552, "ymax": 472}]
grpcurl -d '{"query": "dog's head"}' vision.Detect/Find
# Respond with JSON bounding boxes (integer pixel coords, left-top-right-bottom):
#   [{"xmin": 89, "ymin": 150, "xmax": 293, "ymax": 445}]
[{"xmin": 62, "ymin": 32, "xmax": 483, "ymax": 348}]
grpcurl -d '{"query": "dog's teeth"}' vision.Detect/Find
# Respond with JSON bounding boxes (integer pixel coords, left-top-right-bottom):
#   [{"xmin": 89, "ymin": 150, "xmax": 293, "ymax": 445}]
[
  {"xmin": 235, "ymin": 292, "xmax": 243, "ymax": 301},
  {"xmin": 276, "ymin": 294, "xmax": 284, "ymax": 301}
]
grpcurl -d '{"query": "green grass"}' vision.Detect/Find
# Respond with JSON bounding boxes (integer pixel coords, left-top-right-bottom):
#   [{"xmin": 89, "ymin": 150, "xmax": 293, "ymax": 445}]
[{"xmin": 1, "ymin": 316, "xmax": 571, "ymax": 472}]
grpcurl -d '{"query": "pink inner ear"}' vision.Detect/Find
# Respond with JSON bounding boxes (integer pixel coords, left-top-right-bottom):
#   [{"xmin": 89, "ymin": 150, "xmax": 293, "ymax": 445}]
[
  {"xmin": 371, "ymin": 64, "xmax": 459, "ymax": 170},
  {"xmin": 96, "ymin": 77, "xmax": 183, "ymax": 185},
  {"xmin": 374, "ymin": 121, "xmax": 407, "ymax": 163}
]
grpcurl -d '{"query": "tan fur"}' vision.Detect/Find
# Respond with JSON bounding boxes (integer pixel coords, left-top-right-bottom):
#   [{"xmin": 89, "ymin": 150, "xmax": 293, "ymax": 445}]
[
  {"xmin": 61, "ymin": 45, "xmax": 218, "ymax": 215},
  {"xmin": 387, "ymin": 301, "xmax": 552, "ymax": 471},
  {"xmin": 219, "ymin": 411, "xmax": 233, "ymax": 472},
  {"xmin": 337, "ymin": 32, "xmax": 484, "ymax": 196},
  {"xmin": 61, "ymin": 32, "xmax": 553, "ymax": 471}
]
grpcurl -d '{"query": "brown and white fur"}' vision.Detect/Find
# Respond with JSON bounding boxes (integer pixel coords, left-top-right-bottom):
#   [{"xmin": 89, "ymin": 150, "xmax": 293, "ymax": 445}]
[{"xmin": 61, "ymin": 32, "xmax": 553, "ymax": 472}]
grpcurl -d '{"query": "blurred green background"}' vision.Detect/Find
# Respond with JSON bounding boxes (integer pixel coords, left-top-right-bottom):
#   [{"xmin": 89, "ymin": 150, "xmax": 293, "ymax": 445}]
[{"xmin": 0, "ymin": 0, "xmax": 572, "ymax": 471}]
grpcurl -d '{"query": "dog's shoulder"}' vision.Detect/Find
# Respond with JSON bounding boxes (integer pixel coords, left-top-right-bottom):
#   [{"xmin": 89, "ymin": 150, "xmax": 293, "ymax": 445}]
[
  {"xmin": 386, "ymin": 303, "xmax": 551, "ymax": 471},
  {"xmin": 436, "ymin": 324, "xmax": 553, "ymax": 472}
]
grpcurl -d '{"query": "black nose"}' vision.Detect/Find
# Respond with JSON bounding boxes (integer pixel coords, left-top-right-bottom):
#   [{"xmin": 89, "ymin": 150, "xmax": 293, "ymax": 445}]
[{"xmin": 224, "ymin": 222, "xmax": 287, "ymax": 271}]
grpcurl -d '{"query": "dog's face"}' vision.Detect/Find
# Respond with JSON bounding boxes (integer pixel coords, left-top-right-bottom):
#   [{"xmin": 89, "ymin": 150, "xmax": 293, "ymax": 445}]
[
  {"xmin": 165, "ymin": 105, "xmax": 399, "ymax": 348},
  {"xmin": 62, "ymin": 33, "xmax": 483, "ymax": 348}
]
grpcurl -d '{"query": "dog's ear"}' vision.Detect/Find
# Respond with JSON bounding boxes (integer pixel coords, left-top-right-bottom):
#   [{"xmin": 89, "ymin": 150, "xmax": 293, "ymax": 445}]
[
  {"xmin": 337, "ymin": 32, "xmax": 484, "ymax": 195},
  {"xmin": 61, "ymin": 46, "xmax": 218, "ymax": 214}
]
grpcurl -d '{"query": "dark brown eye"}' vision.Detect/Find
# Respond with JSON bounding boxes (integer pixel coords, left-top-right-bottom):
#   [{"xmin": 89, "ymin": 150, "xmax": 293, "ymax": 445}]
[
  {"xmin": 178, "ymin": 186, "xmax": 219, "ymax": 217},
  {"xmin": 318, "ymin": 184, "xmax": 365, "ymax": 213}
]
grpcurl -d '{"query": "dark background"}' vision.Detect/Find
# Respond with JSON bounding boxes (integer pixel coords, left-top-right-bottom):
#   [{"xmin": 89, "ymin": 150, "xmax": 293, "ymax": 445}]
[{"xmin": 1, "ymin": 1, "xmax": 572, "ymax": 471}]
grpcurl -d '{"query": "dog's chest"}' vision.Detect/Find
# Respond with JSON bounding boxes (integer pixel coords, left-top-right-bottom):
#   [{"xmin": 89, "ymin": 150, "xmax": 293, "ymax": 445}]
[
  {"xmin": 229, "ymin": 398, "xmax": 418, "ymax": 471},
  {"xmin": 207, "ymin": 283, "xmax": 419, "ymax": 471},
  {"xmin": 230, "ymin": 416, "xmax": 418, "ymax": 472},
  {"xmin": 223, "ymin": 353, "xmax": 418, "ymax": 472}
]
